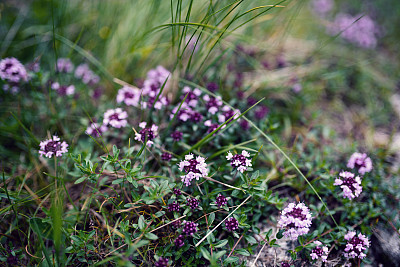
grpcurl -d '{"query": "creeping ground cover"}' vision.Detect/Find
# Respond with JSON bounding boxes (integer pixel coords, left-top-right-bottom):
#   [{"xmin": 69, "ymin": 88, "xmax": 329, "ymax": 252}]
[{"xmin": 1, "ymin": 0, "xmax": 400, "ymax": 266}]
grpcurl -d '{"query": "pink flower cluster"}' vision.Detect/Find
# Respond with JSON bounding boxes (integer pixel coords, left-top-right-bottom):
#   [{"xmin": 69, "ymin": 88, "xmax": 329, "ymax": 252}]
[
  {"xmin": 56, "ymin": 58, "xmax": 74, "ymax": 73},
  {"xmin": 311, "ymin": 0, "xmax": 333, "ymax": 17},
  {"xmin": 203, "ymin": 95, "xmax": 222, "ymax": 114},
  {"xmin": 0, "ymin": 57, "xmax": 28, "ymax": 83},
  {"xmin": 86, "ymin": 122, "xmax": 108, "ymax": 137},
  {"xmin": 74, "ymin": 63, "xmax": 100, "ymax": 85},
  {"xmin": 134, "ymin": 122, "xmax": 158, "ymax": 147},
  {"xmin": 347, "ymin": 152, "xmax": 372, "ymax": 175},
  {"xmin": 226, "ymin": 150, "xmax": 252, "ymax": 173},
  {"xmin": 310, "ymin": 241, "xmax": 329, "ymax": 262},
  {"xmin": 225, "ymin": 217, "xmax": 239, "ymax": 232},
  {"xmin": 39, "ymin": 135, "xmax": 69, "ymax": 158},
  {"xmin": 334, "ymin": 171, "xmax": 362, "ymax": 200},
  {"xmin": 218, "ymin": 105, "xmax": 241, "ymax": 123},
  {"xmin": 116, "ymin": 86, "xmax": 140, "ymax": 106},
  {"xmin": 178, "ymin": 154, "xmax": 209, "ymax": 186},
  {"xmin": 344, "ymin": 231, "xmax": 370, "ymax": 259},
  {"xmin": 141, "ymin": 66, "xmax": 170, "ymax": 109},
  {"xmin": 51, "ymin": 82, "xmax": 75, "ymax": 96},
  {"xmin": 277, "ymin": 202, "xmax": 313, "ymax": 240},
  {"xmin": 328, "ymin": 14, "xmax": 380, "ymax": 49},
  {"xmin": 103, "ymin": 108, "xmax": 128, "ymax": 128}
]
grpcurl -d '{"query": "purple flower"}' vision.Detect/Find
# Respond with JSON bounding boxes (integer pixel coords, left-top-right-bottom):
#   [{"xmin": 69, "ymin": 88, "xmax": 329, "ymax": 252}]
[
  {"xmin": 311, "ymin": 0, "xmax": 333, "ymax": 17},
  {"xmin": 203, "ymin": 95, "xmax": 223, "ymax": 114},
  {"xmin": 226, "ymin": 150, "xmax": 252, "ymax": 173},
  {"xmin": 161, "ymin": 152, "xmax": 172, "ymax": 161},
  {"xmin": 204, "ymin": 120, "xmax": 225, "ymax": 134},
  {"xmin": 225, "ymin": 217, "xmax": 239, "ymax": 232},
  {"xmin": 3, "ymin": 84, "xmax": 19, "ymax": 94},
  {"xmin": 254, "ymin": 106, "xmax": 269, "ymax": 120},
  {"xmin": 168, "ymin": 201, "xmax": 180, "ymax": 212},
  {"xmin": 178, "ymin": 154, "xmax": 209, "ymax": 186},
  {"xmin": 310, "ymin": 241, "xmax": 329, "ymax": 262},
  {"xmin": 215, "ymin": 194, "xmax": 227, "ymax": 208},
  {"xmin": 218, "ymin": 106, "xmax": 241, "ymax": 123},
  {"xmin": 0, "ymin": 57, "xmax": 28, "ymax": 83},
  {"xmin": 155, "ymin": 257, "xmax": 169, "ymax": 267},
  {"xmin": 239, "ymin": 120, "xmax": 250, "ymax": 130},
  {"xmin": 343, "ymin": 231, "xmax": 370, "ymax": 259},
  {"xmin": 347, "ymin": 152, "xmax": 372, "ymax": 175},
  {"xmin": 86, "ymin": 122, "xmax": 108, "ymax": 137},
  {"xmin": 51, "ymin": 82, "xmax": 75, "ymax": 96},
  {"xmin": 175, "ymin": 234, "xmax": 185, "ymax": 247},
  {"xmin": 171, "ymin": 131, "xmax": 183, "ymax": 141},
  {"xmin": 173, "ymin": 188, "xmax": 182, "ymax": 196},
  {"xmin": 116, "ymin": 86, "xmax": 140, "ymax": 106},
  {"xmin": 56, "ymin": 58, "xmax": 74, "ymax": 73},
  {"xmin": 134, "ymin": 122, "xmax": 158, "ymax": 146},
  {"xmin": 39, "ymin": 135, "xmax": 69, "ymax": 158},
  {"xmin": 182, "ymin": 86, "xmax": 202, "ymax": 107},
  {"xmin": 207, "ymin": 82, "xmax": 219, "ymax": 92},
  {"xmin": 170, "ymin": 102, "xmax": 193, "ymax": 122},
  {"xmin": 141, "ymin": 66, "xmax": 170, "ymax": 109},
  {"xmin": 190, "ymin": 111, "xmax": 203, "ymax": 123},
  {"xmin": 186, "ymin": 197, "xmax": 199, "ymax": 210},
  {"xmin": 103, "ymin": 108, "xmax": 128, "ymax": 128},
  {"xmin": 75, "ymin": 64, "xmax": 100, "ymax": 85},
  {"xmin": 182, "ymin": 221, "xmax": 198, "ymax": 236},
  {"xmin": 277, "ymin": 202, "xmax": 313, "ymax": 240},
  {"xmin": 334, "ymin": 171, "xmax": 362, "ymax": 200},
  {"xmin": 328, "ymin": 14, "xmax": 380, "ymax": 49}
]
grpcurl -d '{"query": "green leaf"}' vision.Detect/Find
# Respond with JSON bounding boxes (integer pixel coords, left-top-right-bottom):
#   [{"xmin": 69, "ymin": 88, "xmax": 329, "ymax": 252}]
[
  {"xmin": 74, "ymin": 177, "xmax": 87, "ymax": 184},
  {"xmin": 276, "ymin": 229, "xmax": 284, "ymax": 239},
  {"xmin": 112, "ymin": 178, "xmax": 124, "ymax": 185},
  {"xmin": 235, "ymin": 248, "xmax": 250, "ymax": 256},
  {"xmin": 145, "ymin": 232, "xmax": 158, "ymax": 240},
  {"xmin": 138, "ymin": 215, "xmax": 145, "ymax": 230},
  {"xmin": 213, "ymin": 250, "xmax": 227, "ymax": 259},
  {"xmin": 223, "ymin": 256, "xmax": 239, "ymax": 265},
  {"xmin": 295, "ymin": 246, "xmax": 303, "ymax": 252},
  {"xmin": 214, "ymin": 239, "xmax": 228, "ymax": 248},
  {"xmin": 244, "ymin": 235, "xmax": 257, "ymax": 244},
  {"xmin": 200, "ymin": 247, "xmax": 211, "ymax": 260},
  {"xmin": 208, "ymin": 213, "xmax": 215, "ymax": 226}
]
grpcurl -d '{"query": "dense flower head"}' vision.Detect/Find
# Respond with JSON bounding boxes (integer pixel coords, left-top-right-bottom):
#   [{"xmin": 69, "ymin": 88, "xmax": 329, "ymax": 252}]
[
  {"xmin": 116, "ymin": 86, "xmax": 140, "ymax": 106},
  {"xmin": 225, "ymin": 217, "xmax": 239, "ymax": 232},
  {"xmin": 281, "ymin": 262, "xmax": 290, "ymax": 267},
  {"xmin": 172, "ymin": 220, "xmax": 182, "ymax": 229},
  {"xmin": 173, "ymin": 188, "xmax": 182, "ymax": 196},
  {"xmin": 86, "ymin": 122, "xmax": 108, "ymax": 137},
  {"xmin": 134, "ymin": 122, "xmax": 158, "ymax": 146},
  {"xmin": 51, "ymin": 82, "xmax": 75, "ymax": 96},
  {"xmin": 343, "ymin": 231, "xmax": 370, "ymax": 259},
  {"xmin": 175, "ymin": 234, "xmax": 185, "ymax": 247},
  {"xmin": 182, "ymin": 86, "xmax": 202, "ymax": 107},
  {"xmin": 190, "ymin": 111, "xmax": 203, "ymax": 123},
  {"xmin": 204, "ymin": 120, "xmax": 225, "ymax": 134},
  {"xmin": 334, "ymin": 171, "xmax": 362, "ymax": 200},
  {"xmin": 141, "ymin": 66, "xmax": 170, "ymax": 109},
  {"xmin": 182, "ymin": 221, "xmax": 198, "ymax": 236},
  {"xmin": 312, "ymin": 0, "xmax": 333, "ymax": 17},
  {"xmin": 171, "ymin": 130, "xmax": 183, "ymax": 141},
  {"xmin": 161, "ymin": 152, "xmax": 172, "ymax": 161},
  {"xmin": 168, "ymin": 201, "xmax": 180, "ymax": 212},
  {"xmin": 56, "ymin": 58, "xmax": 74, "ymax": 73},
  {"xmin": 170, "ymin": 103, "xmax": 193, "ymax": 122},
  {"xmin": 218, "ymin": 105, "xmax": 241, "ymax": 123},
  {"xmin": 0, "ymin": 57, "xmax": 28, "ymax": 83},
  {"xmin": 207, "ymin": 82, "xmax": 219, "ymax": 92},
  {"xmin": 155, "ymin": 257, "xmax": 169, "ymax": 267},
  {"xmin": 347, "ymin": 152, "xmax": 372, "ymax": 175},
  {"xmin": 186, "ymin": 197, "xmax": 199, "ymax": 210},
  {"xmin": 203, "ymin": 95, "xmax": 223, "ymax": 114},
  {"xmin": 254, "ymin": 106, "xmax": 269, "ymax": 120},
  {"xmin": 277, "ymin": 202, "xmax": 313, "ymax": 240},
  {"xmin": 103, "ymin": 108, "xmax": 128, "ymax": 128},
  {"xmin": 216, "ymin": 194, "xmax": 228, "ymax": 208},
  {"xmin": 226, "ymin": 150, "xmax": 252, "ymax": 173},
  {"xmin": 239, "ymin": 120, "xmax": 250, "ymax": 130},
  {"xmin": 310, "ymin": 241, "xmax": 329, "ymax": 262},
  {"xmin": 328, "ymin": 14, "xmax": 380, "ymax": 49},
  {"xmin": 74, "ymin": 63, "xmax": 100, "ymax": 85},
  {"xmin": 178, "ymin": 154, "xmax": 209, "ymax": 186},
  {"xmin": 39, "ymin": 135, "xmax": 69, "ymax": 158}
]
